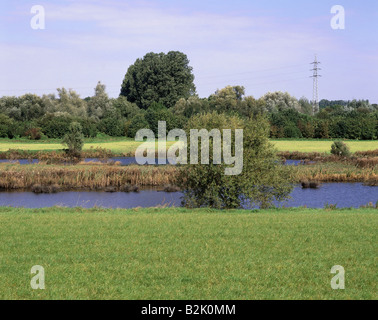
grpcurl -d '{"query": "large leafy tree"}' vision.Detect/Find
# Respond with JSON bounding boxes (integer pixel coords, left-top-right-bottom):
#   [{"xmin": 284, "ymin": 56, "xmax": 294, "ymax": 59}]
[{"xmin": 120, "ymin": 51, "xmax": 196, "ymax": 109}]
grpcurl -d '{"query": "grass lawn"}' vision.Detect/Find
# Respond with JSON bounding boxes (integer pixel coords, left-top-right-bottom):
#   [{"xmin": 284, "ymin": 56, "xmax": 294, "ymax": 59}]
[
  {"xmin": 272, "ymin": 140, "xmax": 378, "ymax": 153},
  {"xmin": 0, "ymin": 138, "xmax": 177, "ymax": 154},
  {"xmin": 0, "ymin": 207, "xmax": 376, "ymax": 300},
  {"xmin": 0, "ymin": 138, "xmax": 376, "ymax": 154}
]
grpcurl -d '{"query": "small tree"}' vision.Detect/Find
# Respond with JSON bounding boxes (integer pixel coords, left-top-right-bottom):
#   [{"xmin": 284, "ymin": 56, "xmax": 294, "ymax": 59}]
[
  {"xmin": 331, "ymin": 141, "xmax": 351, "ymax": 157},
  {"xmin": 62, "ymin": 122, "xmax": 84, "ymax": 158}
]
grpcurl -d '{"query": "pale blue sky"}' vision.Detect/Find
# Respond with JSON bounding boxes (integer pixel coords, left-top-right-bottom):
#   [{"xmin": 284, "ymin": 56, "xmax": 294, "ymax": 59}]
[{"xmin": 1, "ymin": 0, "xmax": 377, "ymax": 102}]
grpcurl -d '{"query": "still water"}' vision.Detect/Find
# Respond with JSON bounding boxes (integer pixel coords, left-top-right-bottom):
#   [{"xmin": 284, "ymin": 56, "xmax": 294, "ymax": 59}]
[
  {"xmin": 0, "ymin": 183, "xmax": 376, "ymax": 209},
  {"xmin": 0, "ymin": 158, "xmax": 304, "ymax": 166}
]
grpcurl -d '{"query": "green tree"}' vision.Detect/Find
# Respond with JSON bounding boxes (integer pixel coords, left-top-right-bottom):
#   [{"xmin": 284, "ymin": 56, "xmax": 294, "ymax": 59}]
[
  {"xmin": 98, "ymin": 109, "xmax": 125, "ymax": 136},
  {"xmin": 127, "ymin": 113, "xmax": 150, "ymax": 138},
  {"xmin": 209, "ymin": 85, "xmax": 245, "ymax": 114},
  {"xmin": 112, "ymin": 96, "xmax": 142, "ymax": 119},
  {"xmin": 178, "ymin": 112, "xmax": 293, "ymax": 209},
  {"xmin": 0, "ymin": 114, "xmax": 14, "ymax": 138},
  {"xmin": 331, "ymin": 141, "xmax": 351, "ymax": 157},
  {"xmin": 145, "ymin": 102, "xmax": 178, "ymax": 135},
  {"xmin": 39, "ymin": 114, "xmax": 73, "ymax": 138},
  {"xmin": 120, "ymin": 51, "xmax": 196, "ymax": 109},
  {"xmin": 62, "ymin": 122, "xmax": 84, "ymax": 157},
  {"xmin": 263, "ymin": 91, "xmax": 301, "ymax": 113},
  {"xmin": 87, "ymin": 81, "xmax": 113, "ymax": 120},
  {"xmin": 172, "ymin": 96, "xmax": 209, "ymax": 118}
]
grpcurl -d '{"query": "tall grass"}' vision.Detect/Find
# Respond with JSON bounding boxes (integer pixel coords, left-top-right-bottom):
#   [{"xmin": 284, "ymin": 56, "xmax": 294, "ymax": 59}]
[
  {"xmin": 0, "ymin": 161, "xmax": 376, "ymax": 191},
  {"xmin": 0, "ymin": 164, "xmax": 178, "ymax": 190},
  {"xmin": 291, "ymin": 162, "xmax": 378, "ymax": 183}
]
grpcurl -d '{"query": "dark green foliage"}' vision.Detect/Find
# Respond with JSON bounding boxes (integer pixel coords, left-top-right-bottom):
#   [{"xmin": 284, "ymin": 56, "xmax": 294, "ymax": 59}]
[
  {"xmin": 39, "ymin": 114, "xmax": 73, "ymax": 139},
  {"xmin": 0, "ymin": 114, "xmax": 13, "ymax": 138},
  {"xmin": 331, "ymin": 141, "xmax": 351, "ymax": 157},
  {"xmin": 98, "ymin": 110, "xmax": 125, "ymax": 137},
  {"xmin": 145, "ymin": 102, "xmax": 178, "ymax": 135},
  {"xmin": 112, "ymin": 96, "xmax": 141, "ymax": 119},
  {"xmin": 0, "ymin": 78, "xmax": 376, "ymax": 140},
  {"xmin": 62, "ymin": 122, "xmax": 84, "ymax": 157},
  {"xmin": 120, "ymin": 51, "xmax": 196, "ymax": 109},
  {"xmin": 77, "ymin": 118, "xmax": 98, "ymax": 138},
  {"xmin": 178, "ymin": 113, "xmax": 293, "ymax": 209},
  {"xmin": 126, "ymin": 113, "xmax": 150, "ymax": 138}
]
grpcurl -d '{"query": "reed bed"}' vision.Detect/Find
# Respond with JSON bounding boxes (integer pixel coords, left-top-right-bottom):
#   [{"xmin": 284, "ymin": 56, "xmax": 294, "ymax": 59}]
[
  {"xmin": 291, "ymin": 162, "xmax": 378, "ymax": 184},
  {"xmin": 355, "ymin": 149, "xmax": 378, "ymax": 157},
  {"xmin": 0, "ymin": 159, "xmax": 377, "ymax": 192},
  {"xmin": 279, "ymin": 150, "xmax": 378, "ymax": 168},
  {"xmin": 0, "ymin": 164, "xmax": 178, "ymax": 191}
]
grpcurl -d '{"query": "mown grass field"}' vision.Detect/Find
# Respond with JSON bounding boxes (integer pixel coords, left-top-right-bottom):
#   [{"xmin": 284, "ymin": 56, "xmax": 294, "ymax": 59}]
[
  {"xmin": 272, "ymin": 140, "xmax": 378, "ymax": 153},
  {"xmin": 0, "ymin": 138, "xmax": 177, "ymax": 154},
  {"xmin": 0, "ymin": 207, "xmax": 376, "ymax": 300},
  {"xmin": 0, "ymin": 138, "xmax": 376, "ymax": 153}
]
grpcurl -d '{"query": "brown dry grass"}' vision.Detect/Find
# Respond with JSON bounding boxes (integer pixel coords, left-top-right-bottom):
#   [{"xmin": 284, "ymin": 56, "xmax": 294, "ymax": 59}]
[{"xmin": 0, "ymin": 164, "xmax": 178, "ymax": 191}]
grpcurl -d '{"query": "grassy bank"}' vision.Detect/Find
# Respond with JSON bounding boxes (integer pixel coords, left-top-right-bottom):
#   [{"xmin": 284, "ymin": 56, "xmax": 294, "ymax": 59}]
[
  {"xmin": 0, "ymin": 161, "xmax": 377, "ymax": 191},
  {"xmin": 0, "ymin": 207, "xmax": 376, "ymax": 300}
]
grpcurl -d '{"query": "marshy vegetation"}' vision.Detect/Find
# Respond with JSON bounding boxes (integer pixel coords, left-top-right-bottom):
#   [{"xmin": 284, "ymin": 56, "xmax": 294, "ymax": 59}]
[
  {"xmin": 0, "ymin": 164, "xmax": 177, "ymax": 191},
  {"xmin": 0, "ymin": 142, "xmax": 377, "ymax": 192},
  {"xmin": 0, "ymin": 159, "xmax": 376, "ymax": 192}
]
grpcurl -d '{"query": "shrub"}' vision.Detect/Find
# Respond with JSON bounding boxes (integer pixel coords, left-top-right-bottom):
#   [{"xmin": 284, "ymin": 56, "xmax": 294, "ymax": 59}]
[
  {"xmin": 330, "ymin": 141, "xmax": 351, "ymax": 157},
  {"xmin": 39, "ymin": 114, "xmax": 72, "ymax": 138},
  {"xmin": 127, "ymin": 113, "xmax": 150, "ymax": 138},
  {"xmin": 178, "ymin": 113, "xmax": 293, "ymax": 209},
  {"xmin": 62, "ymin": 122, "xmax": 84, "ymax": 158},
  {"xmin": 0, "ymin": 114, "xmax": 13, "ymax": 138},
  {"xmin": 24, "ymin": 127, "xmax": 42, "ymax": 140}
]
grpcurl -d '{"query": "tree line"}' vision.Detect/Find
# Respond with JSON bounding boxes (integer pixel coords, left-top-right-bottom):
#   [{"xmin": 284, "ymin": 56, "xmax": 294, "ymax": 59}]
[{"xmin": 0, "ymin": 51, "xmax": 377, "ymax": 140}]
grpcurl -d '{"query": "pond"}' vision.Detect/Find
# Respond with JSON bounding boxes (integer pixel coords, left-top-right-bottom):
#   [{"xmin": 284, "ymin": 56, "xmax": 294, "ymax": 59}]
[{"xmin": 0, "ymin": 183, "xmax": 376, "ymax": 209}]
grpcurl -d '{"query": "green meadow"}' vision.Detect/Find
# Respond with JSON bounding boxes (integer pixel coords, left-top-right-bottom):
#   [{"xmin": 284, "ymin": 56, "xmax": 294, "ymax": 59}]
[
  {"xmin": 0, "ymin": 137, "xmax": 177, "ymax": 154},
  {"xmin": 272, "ymin": 139, "xmax": 377, "ymax": 153},
  {"xmin": 0, "ymin": 138, "xmax": 376, "ymax": 154},
  {"xmin": 0, "ymin": 207, "xmax": 376, "ymax": 300}
]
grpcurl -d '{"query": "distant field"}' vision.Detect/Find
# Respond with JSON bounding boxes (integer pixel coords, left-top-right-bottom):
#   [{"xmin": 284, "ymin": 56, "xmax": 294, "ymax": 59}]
[
  {"xmin": 0, "ymin": 139, "xmax": 176, "ymax": 154},
  {"xmin": 272, "ymin": 140, "xmax": 378, "ymax": 153},
  {"xmin": 0, "ymin": 138, "xmax": 376, "ymax": 153},
  {"xmin": 0, "ymin": 207, "xmax": 376, "ymax": 300}
]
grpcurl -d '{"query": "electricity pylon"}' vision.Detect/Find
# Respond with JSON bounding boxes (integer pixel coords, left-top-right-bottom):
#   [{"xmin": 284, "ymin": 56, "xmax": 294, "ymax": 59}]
[{"xmin": 310, "ymin": 55, "xmax": 321, "ymax": 114}]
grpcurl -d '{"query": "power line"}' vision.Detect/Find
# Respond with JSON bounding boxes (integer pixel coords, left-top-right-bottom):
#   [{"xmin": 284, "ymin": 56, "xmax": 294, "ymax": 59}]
[
  {"xmin": 198, "ymin": 70, "xmax": 309, "ymax": 86},
  {"xmin": 0, "ymin": 63, "xmax": 311, "ymax": 96},
  {"xmin": 196, "ymin": 63, "xmax": 309, "ymax": 80}
]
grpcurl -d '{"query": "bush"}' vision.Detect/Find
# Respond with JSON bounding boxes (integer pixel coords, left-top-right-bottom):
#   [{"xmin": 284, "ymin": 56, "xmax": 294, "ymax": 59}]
[
  {"xmin": 24, "ymin": 127, "xmax": 42, "ymax": 140},
  {"xmin": 62, "ymin": 122, "xmax": 84, "ymax": 157},
  {"xmin": 0, "ymin": 114, "xmax": 13, "ymax": 138},
  {"xmin": 330, "ymin": 141, "xmax": 351, "ymax": 157},
  {"xmin": 127, "ymin": 113, "xmax": 150, "ymax": 138},
  {"xmin": 178, "ymin": 113, "xmax": 293, "ymax": 209},
  {"xmin": 98, "ymin": 110, "xmax": 125, "ymax": 137},
  {"xmin": 39, "ymin": 114, "xmax": 72, "ymax": 138}
]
